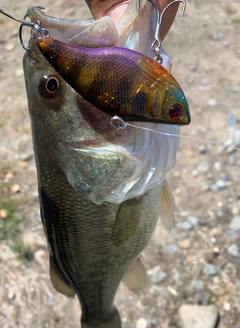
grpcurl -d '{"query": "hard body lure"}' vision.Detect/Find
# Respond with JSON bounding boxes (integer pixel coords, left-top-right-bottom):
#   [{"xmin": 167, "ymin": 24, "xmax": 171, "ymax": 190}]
[{"xmin": 37, "ymin": 34, "xmax": 190, "ymax": 125}]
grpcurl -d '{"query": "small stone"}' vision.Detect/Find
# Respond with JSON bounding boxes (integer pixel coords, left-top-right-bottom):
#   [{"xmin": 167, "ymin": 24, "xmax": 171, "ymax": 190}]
[
  {"xmin": 136, "ymin": 318, "xmax": 148, "ymax": 328},
  {"xmin": 11, "ymin": 184, "xmax": 20, "ymax": 193},
  {"xmin": 20, "ymin": 152, "xmax": 34, "ymax": 161},
  {"xmin": 197, "ymin": 162, "xmax": 209, "ymax": 173},
  {"xmin": 15, "ymin": 68, "xmax": 24, "ymax": 77},
  {"xmin": 176, "ymin": 221, "xmax": 193, "ymax": 231},
  {"xmin": 203, "ymin": 264, "xmax": 218, "ymax": 276},
  {"xmin": 47, "ymin": 296, "xmax": 54, "ymax": 304},
  {"xmin": 215, "ymin": 180, "xmax": 226, "ymax": 190},
  {"xmin": 190, "ymin": 280, "xmax": 204, "ymax": 291},
  {"xmin": 123, "ymin": 295, "xmax": 133, "ymax": 304},
  {"xmin": 229, "ymin": 216, "xmax": 240, "ymax": 231},
  {"xmin": 197, "ymin": 291, "xmax": 211, "ymax": 305},
  {"xmin": 223, "ymin": 41, "xmax": 229, "ymax": 47},
  {"xmin": 187, "ymin": 216, "xmax": 199, "ymax": 226},
  {"xmin": 210, "ymin": 184, "xmax": 219, "ymax": 192},
  {"xmin": 150, "ymin": 318, "xmax": 158, "ymax": 326},
  {"xmin": 172, "ymin": 268, "xmax": 181, "ymax": 281},
  {"xmin": 164, "ymin": 244, "xmax": 179, "ymax": 254},
  {"xmin": 197, "ymin": 144, "xmax": 207, "ymax": 154},
  {"xmin": 227, "ymin": 244, "xmax": 239, "ymax": 257},
  {"xmin": 223, "ymin": 302, "xmax": 231, "ymax": 312},
  {"xmin": 225, "ymin": 230, "xmax": 238, "ymax": 240},
  {"xmin": 5, "ymin": 44, "xmax": 15, "ymax": 51},
  {"xmin": 7, "ymin": 292, "xmax": 15, "ymax": 301},
  {"xmin": 207, "ymin": 98, "xmax": 217, "ymax": 106},
  {"xmin": 213, "ymin": 161, "xmax": 222, "ymax": 171},
  {"xmin": 18, "ymin": 161, "xmax": 28, "ymax": 168},
  {"xmin": 178, "ymin": 239, "xmax": 191, "ymax": 249},
  {"xmin": 236, "ymin": 280, "xmax": 240, "ymax": 289},
  {"xmin": 0, "ymin": 209, "xmax": 7, "ymax": 219},
  {"xmin": 151, "ymin": 272, "xmax": 167, "ymax": 284},
  {"xmin": 178, "ymin": 304, "xmax": 219, "ymax": 328}
]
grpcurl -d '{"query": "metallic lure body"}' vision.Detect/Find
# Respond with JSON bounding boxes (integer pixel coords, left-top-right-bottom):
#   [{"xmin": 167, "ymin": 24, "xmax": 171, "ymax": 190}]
[
  {"xmin": 37, "ymin": 35, "xmax": 190, "ymax": 124},
  {"xmin": 22, "ymin": 1, "xmax": 185, "ymax": 327}
]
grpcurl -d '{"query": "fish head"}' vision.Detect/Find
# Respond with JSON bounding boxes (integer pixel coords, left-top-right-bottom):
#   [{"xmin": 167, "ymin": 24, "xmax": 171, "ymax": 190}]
[{"xmin": 23, "ymin": 2, "xmax": 183, "ymax": 204}]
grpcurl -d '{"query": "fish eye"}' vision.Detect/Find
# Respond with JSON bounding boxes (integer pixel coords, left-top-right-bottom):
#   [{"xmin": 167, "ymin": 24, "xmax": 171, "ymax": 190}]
[
  {"xmin": 38, "ymin": 74, "xmax": 62, "ymax": 100},
  {"xmin": 169, "ymin": 105, "xmax": 183, "ymax": 121}
]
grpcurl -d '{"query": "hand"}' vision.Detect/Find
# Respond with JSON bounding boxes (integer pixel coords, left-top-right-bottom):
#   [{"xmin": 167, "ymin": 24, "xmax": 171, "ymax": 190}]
[{"xmin": 85, "ymin": 0, "xmax": 179, "ymax": 40}]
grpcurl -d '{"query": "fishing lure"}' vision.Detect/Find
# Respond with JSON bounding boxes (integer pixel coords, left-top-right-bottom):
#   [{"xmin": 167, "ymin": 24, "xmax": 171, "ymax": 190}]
[{"xmin": 0, "ymin": 0, "xmax": 190, "ymax": 125}]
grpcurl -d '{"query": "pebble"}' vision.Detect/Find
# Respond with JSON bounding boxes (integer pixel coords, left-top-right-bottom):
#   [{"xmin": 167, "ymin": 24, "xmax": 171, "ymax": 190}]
[
  {"xmin": 150, "ymin": 318, "xmax": 158, "ymax": 326},
  {"xmin": 178, "ymin": 304, "xmax": 219, "ymax": 328},
  {"xmin": 223, "ymin": 302, "xmax": 231, "ymax": 311},
  {"xmin": 229, "ymin": 216, "xmax": 240, "ymax": 231},
  {"xmin": 197, "ymin": 162, "xmax": 209, "ymax": 173},
  {"xmin": 187, "ymin": 216, "xmax": 199, "ymax": 226},
  {"xmin": 225, "ymin": 230, "xmax": 238, "ymax": 241},
  {"xmin": 5, "ymin": 44, "xmax": 15, "ymax": 51},
  {"xmin": 0, "ymin": 209, "xmax": 7, "ymax": 219},
  {"xmin": 7, "ymin": 292, "xmax": 16, "ymax": 301},
  {"xmin": 197, "ymin": 144, "xmax": 207, "ymax": 154},
  {"xmin": 213, "ymin": 161, "xmax": 222, "ymax": 171},
  {"xmin": 164, "ymin": 244, "xmax": 179, "ymax": 254},
  {"xmin": 178, "ymin": 239, "xmax": 191, "ymax": 249},
  {"xmin": 227, "ymin": 244, "xmax": 239, "ymax": 257},
  {"xmin": 203, "ymin": 264, "xmax": 218, "ymax": 276},
  {"xmin": 190, "ymin": 280, "xmax": 204, "ymax": 291},
  {"xmin": 215, "ymin": 180, "xmax": 226, "ymax": 190},
  {"xmin": 151, "ymin": 272, "xmax": 167, "ymax": 284},
  {"xmin": 15, "ymin": 68, "xmax": 24, "ymax": 77},
  {"xmin": 11, "ymin": 184, "xmax": 20, "ymax": 193},
  {"xmin": 207, "ymin": 98, "xmax": 217, "ymax": 106},
  {"xmin": 172, "ymin": 268, "xmax": 181, "ymax": 281},
  {"xmin": 176, "ymin": 221, "xmax": 193, "ymax": 231},
  {"xmin": 136, "ymin": 318, "xmax": 148, "ymax": 328},
  {"xmin": 236, "ymin": 280, "xmax": 240, "ymax": 289}
]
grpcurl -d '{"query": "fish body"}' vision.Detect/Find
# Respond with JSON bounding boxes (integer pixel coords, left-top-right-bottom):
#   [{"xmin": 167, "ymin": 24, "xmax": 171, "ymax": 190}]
[{"xmin": 23, "ymin": 1, "xmax": 185, "ymax": 326}]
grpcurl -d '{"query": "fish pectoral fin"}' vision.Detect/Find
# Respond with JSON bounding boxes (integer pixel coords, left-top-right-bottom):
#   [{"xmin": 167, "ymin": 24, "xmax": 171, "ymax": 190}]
[
  {"xmin": 50, "ymin": 259, "xmax": 75, "ymax": 298},
  {"xmin": 159, "ymin": 179, "xmax": 175, "ymax": 231},
  {"xmin": 111, "ymin": 197, "xmax": 142, "ymax": 246},
  {"xmin": 122, "ymin": 257, "xmax": 148, "ymax": 295}
]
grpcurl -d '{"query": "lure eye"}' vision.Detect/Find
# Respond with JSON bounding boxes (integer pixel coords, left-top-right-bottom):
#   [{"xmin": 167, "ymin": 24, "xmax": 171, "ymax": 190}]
[
  {"xmin": 38, "ymin": 74, "xmax": 62, "ymax": 100},
  {"xmin": 169, "ymin": 105, "xmax": 183, "ymax": 121}
]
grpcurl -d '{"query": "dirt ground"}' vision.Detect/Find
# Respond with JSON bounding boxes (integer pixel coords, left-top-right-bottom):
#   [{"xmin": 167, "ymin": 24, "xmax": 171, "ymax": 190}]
[{"xmin": 0, "ymin": 0, "xmax": 240, "ymax": 327}]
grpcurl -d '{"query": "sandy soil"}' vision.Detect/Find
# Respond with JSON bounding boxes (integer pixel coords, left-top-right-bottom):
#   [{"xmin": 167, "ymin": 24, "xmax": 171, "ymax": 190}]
[{"xmin": 0, "ymin": 0, "xmax": 240, "ymax": 327}]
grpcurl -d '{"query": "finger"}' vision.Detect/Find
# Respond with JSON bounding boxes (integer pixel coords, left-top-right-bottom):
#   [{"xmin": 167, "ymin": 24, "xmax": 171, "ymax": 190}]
[
  {"xmin": 85, "ymin": 0, "xmax": 128, "ymax": 19},
  {"xmin": 156, "ymin": 0, "xmax": 179, "ymax": 40}
]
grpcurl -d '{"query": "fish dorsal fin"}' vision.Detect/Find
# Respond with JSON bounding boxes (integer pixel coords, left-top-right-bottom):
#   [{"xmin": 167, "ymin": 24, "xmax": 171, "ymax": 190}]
[
  {"xmin": 159, "ymin": 179, "xmax": 175, "ymax": 231},
  {"xmin": 122, "ymin": 257, "xmax": 148, "ymax": 295},
  {"xmin": 111, "ymin": 197, "xmax": 142, "ymax": 246},
  {"xmin": 50, "ymin": 259, "xmax": 75, "ymax": 297}
]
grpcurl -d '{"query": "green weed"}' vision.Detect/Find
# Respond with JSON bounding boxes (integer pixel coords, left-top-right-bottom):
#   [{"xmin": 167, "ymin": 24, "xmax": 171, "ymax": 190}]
[{"xmin": 232, "ymin": 18, "xmax": 240, "ymax": 24}]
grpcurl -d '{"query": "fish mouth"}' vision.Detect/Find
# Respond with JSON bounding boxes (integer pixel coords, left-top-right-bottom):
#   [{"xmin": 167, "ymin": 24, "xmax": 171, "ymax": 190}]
[{"xmin": 25, "ymin": 2, "xmax": 182, "ymax": 204}]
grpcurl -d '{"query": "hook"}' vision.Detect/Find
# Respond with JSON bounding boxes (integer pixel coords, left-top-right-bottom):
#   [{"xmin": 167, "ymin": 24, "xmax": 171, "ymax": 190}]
[
  {"xmin": 148, "ymin": 0, "xmax": 186, "ymax": 63},
  {"xmin": 0, "ymin": 8, "xmax": 50, "ymax": 51}
]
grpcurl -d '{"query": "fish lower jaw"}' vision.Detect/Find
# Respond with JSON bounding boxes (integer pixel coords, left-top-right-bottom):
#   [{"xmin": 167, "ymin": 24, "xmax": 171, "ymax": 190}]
[{"xmin": 81, "ymin": 307, "xmax": 121, "ymax": 328}]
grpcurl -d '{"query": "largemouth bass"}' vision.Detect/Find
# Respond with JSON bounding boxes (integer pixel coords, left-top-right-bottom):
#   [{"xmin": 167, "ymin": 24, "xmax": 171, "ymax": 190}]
[{"xmin": 22, "ymin": 1, "xmax": 188, "ymax": 327}]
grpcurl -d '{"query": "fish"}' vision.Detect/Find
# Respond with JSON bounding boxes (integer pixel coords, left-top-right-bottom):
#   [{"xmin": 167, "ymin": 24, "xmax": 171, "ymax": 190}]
[{"xmin": 22, "ymin": 1, "xmax": 187, "ymax": 327}]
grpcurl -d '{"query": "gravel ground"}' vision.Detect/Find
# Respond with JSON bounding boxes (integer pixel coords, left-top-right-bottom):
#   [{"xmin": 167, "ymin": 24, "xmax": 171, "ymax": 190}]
[{"xmin": 0, "ymin": 0, "xmax": 240, "ymax": 327}]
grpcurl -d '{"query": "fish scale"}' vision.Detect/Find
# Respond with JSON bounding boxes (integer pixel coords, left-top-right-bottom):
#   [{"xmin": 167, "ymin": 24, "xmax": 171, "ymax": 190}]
[{"xmin": 36, "ymin": 152, "xmax": 160, "ymax": 323}]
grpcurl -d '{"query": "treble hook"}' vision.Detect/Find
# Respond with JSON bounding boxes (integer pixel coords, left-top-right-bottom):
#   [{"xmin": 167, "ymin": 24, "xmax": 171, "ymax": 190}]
[
  {"xmin": 148, "ymin": 0, "xmax": 186, "ymax": 63},
  {"xmin": 0, "ymin": 7, "xmax": 49, "ymax": 51}
]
